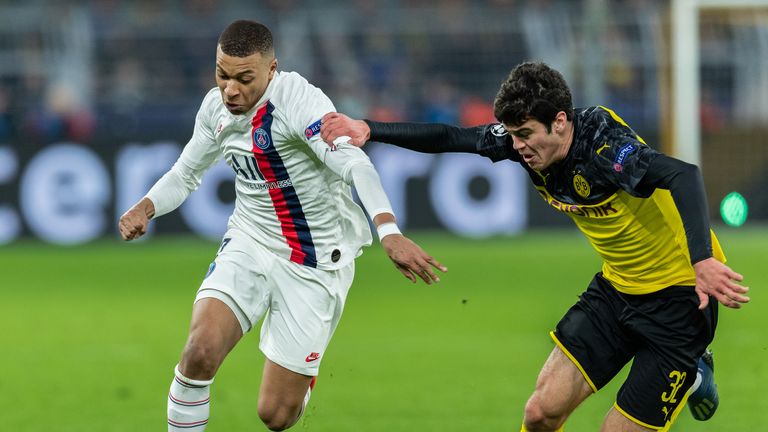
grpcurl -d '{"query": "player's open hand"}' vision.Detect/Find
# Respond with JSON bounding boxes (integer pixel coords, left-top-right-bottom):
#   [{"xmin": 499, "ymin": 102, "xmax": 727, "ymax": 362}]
[
  {"xmin": 380, "ymin": 234, "xmax": 447, "ymax": 284},
  {"xmin": 118, "ymin": 197, "xmax": 155, "ymax": 241},
  {"xmin": 693, "ymin": 257, "xmax": 750, "ymax": 309},
  {"xmin": 320, "ymin": 112, "xmax": 370, "ymax": 147}
]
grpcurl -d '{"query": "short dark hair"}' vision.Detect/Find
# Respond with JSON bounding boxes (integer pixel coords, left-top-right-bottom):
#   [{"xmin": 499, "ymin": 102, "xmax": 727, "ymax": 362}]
[
  {"xmin": 493, "ymin": 62, "xmax": 574, "ymax": 131},
  {"xmin": 218, "ymin": 20, "xmax": 274, "ymax": 57}
]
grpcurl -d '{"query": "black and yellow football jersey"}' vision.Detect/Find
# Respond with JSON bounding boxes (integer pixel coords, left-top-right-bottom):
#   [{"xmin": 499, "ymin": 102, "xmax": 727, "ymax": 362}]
[{"xmin": 366, "ymin": 106, "xmax": 725, "ymax": 294}]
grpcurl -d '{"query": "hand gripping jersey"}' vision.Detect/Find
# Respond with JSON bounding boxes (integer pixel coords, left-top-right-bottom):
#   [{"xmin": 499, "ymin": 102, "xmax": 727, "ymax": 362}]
[
  {"xmin": 475, "ymin": 106, "xmax": 725, "ymax": 294},
  {"xmin": 147, "ymin": 71, "xmax": 373, "ymax": 270}
]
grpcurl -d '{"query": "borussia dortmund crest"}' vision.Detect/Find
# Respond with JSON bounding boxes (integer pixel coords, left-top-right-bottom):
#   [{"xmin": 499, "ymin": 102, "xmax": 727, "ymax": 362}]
[{"xmin": 573, "ymin": 174, "xmax": 591, "ymax": 198}]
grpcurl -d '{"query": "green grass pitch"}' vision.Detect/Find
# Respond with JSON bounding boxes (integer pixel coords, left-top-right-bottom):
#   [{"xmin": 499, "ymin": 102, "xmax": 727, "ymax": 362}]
[{"xmin": 1, "ymin": 228, "xmax": 765, "ymax": 431}]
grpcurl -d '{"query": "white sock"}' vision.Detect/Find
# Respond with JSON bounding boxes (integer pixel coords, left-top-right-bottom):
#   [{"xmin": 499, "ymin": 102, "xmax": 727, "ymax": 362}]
[
  {"xmin": 297, "ymin": 377, "xmax": 315, "ymax": 420},
  {"xmin": 303, "ymin": 386, "xmax": 312, "ymax": 409},
  {"xmin": 690, "ymin": 370, "xmax": 703, "ymax": 393},
  {"xmin": 167, "ymin": 364, "xmax": 214, "ymax": 431}
]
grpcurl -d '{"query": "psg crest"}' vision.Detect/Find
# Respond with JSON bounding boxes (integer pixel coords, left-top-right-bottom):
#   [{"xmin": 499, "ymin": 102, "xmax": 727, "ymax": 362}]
[{"xmin": 253, "ymin": 128, "xmax": 271, "ymax": 150}]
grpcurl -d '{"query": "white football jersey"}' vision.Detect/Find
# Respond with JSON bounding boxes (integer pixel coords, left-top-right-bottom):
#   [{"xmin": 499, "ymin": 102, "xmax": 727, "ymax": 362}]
[{"xmin": 149, "ymin": 71, "xmax": 373, "ymax": 270}]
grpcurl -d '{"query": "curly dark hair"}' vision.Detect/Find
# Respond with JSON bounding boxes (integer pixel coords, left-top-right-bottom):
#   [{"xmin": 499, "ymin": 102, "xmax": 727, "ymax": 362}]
[
  {"xmin": 493, "ymin": 62, "xmax": 574, "ymax": 131},
  {"xmin": 218, "ymin": 20, "xmax": 274, "ymax": 58}
]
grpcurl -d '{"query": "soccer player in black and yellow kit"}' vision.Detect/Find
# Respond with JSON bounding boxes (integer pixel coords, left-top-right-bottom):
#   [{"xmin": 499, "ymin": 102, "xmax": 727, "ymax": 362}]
[{"xmin": 320, "ymin": 62, "xmax": 749, "ymax": 431}]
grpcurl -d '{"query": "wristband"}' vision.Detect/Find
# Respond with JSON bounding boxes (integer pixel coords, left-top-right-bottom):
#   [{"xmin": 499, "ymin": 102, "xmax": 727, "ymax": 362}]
[{"xmin": 376, "ymin": 222, "xmax": 401, "ymax": 240}]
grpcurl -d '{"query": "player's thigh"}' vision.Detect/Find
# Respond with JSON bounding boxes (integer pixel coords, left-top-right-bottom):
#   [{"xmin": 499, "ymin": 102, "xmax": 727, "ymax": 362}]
[
  {"xmin": 602, "ymin": 407, "xmax": 656, "ymax": 432},
  {"xmin": 530, "ymin": 346, "xmax": 594, "ymax": 414},
  {"xmin": 616, "ymin": 287, "xmax": 716, "ymax": 429},
  {"xmin": 552, "ymin": 274, "xmax": 635, "ymax": 393},
  {"xmin": 258, "ymin": 358, "xmax": 314, "ymax": 411},
  {"xmin": 259, "ymin": 260, "xmax": 355, "ymax": 376},
  {"xmin": 195, "ymin": 229, "xmax": 273, "ymax": 335}
]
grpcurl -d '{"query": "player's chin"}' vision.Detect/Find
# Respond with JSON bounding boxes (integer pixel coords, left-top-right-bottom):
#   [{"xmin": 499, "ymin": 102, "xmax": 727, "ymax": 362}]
[
  {"xmin": 224, "ymin": 102, "xmax": 245, "ymax": 114},
  {"xmin": 525, "ymin": 161, "xmax": 541, "ymax": 170}
]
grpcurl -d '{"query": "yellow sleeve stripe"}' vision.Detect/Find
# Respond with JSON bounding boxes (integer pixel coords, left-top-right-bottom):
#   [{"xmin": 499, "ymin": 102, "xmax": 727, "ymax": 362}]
[
  {"xmin": 598, "ymin": 105, "xmax": 629, "ymax": 127},
  {"xmin": 597, "ymin": 105, "xmax": 648, "ymax": 145},
  {"xmin": 613, "ymin": 403, "xmax": 663, "ymax": 430},
  {"xmin": 549, "ymin": 331, "xmax": 598, "ymax": 393}
]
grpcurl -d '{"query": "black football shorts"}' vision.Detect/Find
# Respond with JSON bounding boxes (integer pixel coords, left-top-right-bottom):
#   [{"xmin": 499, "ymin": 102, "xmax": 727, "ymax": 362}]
[{"xmin": 551, "ymin": 273, "xmax": 717, "ymax": 429}]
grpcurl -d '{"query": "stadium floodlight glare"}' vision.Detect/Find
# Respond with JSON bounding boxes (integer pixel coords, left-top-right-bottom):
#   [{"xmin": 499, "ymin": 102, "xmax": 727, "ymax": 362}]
[
  {"xmin": 720, "ymin": 192, "xmax": 749, "ymax": 227},
  {"xmin": 671, "ymin": 0, "xmax": 768, "ymax": 166}
]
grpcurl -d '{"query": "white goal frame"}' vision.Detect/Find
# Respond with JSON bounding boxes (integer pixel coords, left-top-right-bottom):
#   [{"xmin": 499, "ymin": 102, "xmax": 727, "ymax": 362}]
[{"xmin": 672, "ymin": 0, "xmax": 768, "ymax": 166}]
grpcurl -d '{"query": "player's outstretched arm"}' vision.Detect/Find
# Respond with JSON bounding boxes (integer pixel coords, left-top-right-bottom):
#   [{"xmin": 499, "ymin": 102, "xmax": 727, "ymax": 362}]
[
  {"xmin": 320, "ymin": 112, "xmax": 485, "ymax": 154},
  {"xmin": 328, "ymin": 139, "xmax": 448, "ymax": 284},
  {"xmin": 118, "ymin": 197, "xmax": 156, "ymax": 241},
  {"xmin": 694, "ymin": 258, "xmax": 749, "ymax": 310},
  {"xmin": 374, "ymin": 214, "xmax": 447, "ymax": 285}
]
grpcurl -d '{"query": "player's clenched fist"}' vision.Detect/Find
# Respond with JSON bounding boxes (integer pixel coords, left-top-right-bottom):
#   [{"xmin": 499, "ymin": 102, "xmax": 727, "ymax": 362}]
[{"xmin": 118, "ymin": 197, "xmax": 155, "ymax": 241}]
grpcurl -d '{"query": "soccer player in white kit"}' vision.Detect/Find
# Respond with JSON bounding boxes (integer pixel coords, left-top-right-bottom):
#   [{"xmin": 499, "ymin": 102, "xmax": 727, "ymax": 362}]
[{"xmin": 118, "ymin": 20, "xmax": 447, "ymax": 431}]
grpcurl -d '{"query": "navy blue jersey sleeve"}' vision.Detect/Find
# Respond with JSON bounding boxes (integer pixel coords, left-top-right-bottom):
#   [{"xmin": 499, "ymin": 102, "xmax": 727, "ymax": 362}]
[
  {"xmin": 594, "ymin": 136, "xmax": 661, "ymax": 197},
  {"xmin": 637, "ymin": 154, "xmax": 713, "ymax": 264},
  {"xmin": 477, "ymin": 124, "xmax": 520, "ymax": 162},
  {"xmin": 597, "ymin": 140, "xmax": 712, "ymax": 263},
  {"xmin": 365, "ymin": 120, "xmax": 518, "ymax": 162}
]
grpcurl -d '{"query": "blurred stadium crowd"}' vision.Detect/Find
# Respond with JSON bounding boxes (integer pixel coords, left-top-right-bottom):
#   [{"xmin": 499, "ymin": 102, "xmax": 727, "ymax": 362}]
[
  {"xmin": 7, "ymin": 0, "xmax": 766, "ymax": 143},
  {"xmin": 1, "ymin": 0, "xmax": 767, "ymax": 221}
]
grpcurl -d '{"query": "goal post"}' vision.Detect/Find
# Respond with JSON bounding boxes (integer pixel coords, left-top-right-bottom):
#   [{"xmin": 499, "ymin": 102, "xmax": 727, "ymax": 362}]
[{"xmin": 671, "ymin": 0, "xmax": 768, "ymax": 166}]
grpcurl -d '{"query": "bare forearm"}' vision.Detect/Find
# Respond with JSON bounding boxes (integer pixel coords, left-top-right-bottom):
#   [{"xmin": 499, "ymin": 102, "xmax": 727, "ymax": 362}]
[
  {"xmin": 373, "ymin": 212, "xmax": 396, "ymax": 226},
  {"xmin": 136, "ymin": 197, "xmax": 156, "ymax": 219}
]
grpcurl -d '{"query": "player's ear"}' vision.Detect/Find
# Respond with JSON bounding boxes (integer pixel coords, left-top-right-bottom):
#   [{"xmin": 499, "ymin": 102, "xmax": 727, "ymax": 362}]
[
  {"xmin": 268, "ymin": 58, "xmax": 277, "ymax": 78},
  {"xmin": 553, "ymin": 111, "xmax": 567, "ymax": 133}
]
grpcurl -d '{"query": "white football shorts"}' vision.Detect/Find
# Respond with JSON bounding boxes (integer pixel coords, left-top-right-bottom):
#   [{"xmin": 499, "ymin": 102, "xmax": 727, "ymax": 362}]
[{"xmin": 195, "ymin": 228, "xmax": 355, "ymax": 376}]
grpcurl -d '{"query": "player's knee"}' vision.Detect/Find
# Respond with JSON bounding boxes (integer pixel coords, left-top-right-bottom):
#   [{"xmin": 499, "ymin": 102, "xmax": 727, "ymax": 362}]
[
  {"xmin": 260, "ymin": 417, "xmax": 292, "ymax": 431},
  {"xmin": 257, "ymin": 399, "xmax": 302, "ymax": 431},
  {"xmin": 524, "ymin": 395, "xmax": 566, "ymax": 431},
  {"xmin": 258, "ymin": 410, "xmax": 299, "ymax": 431}
]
